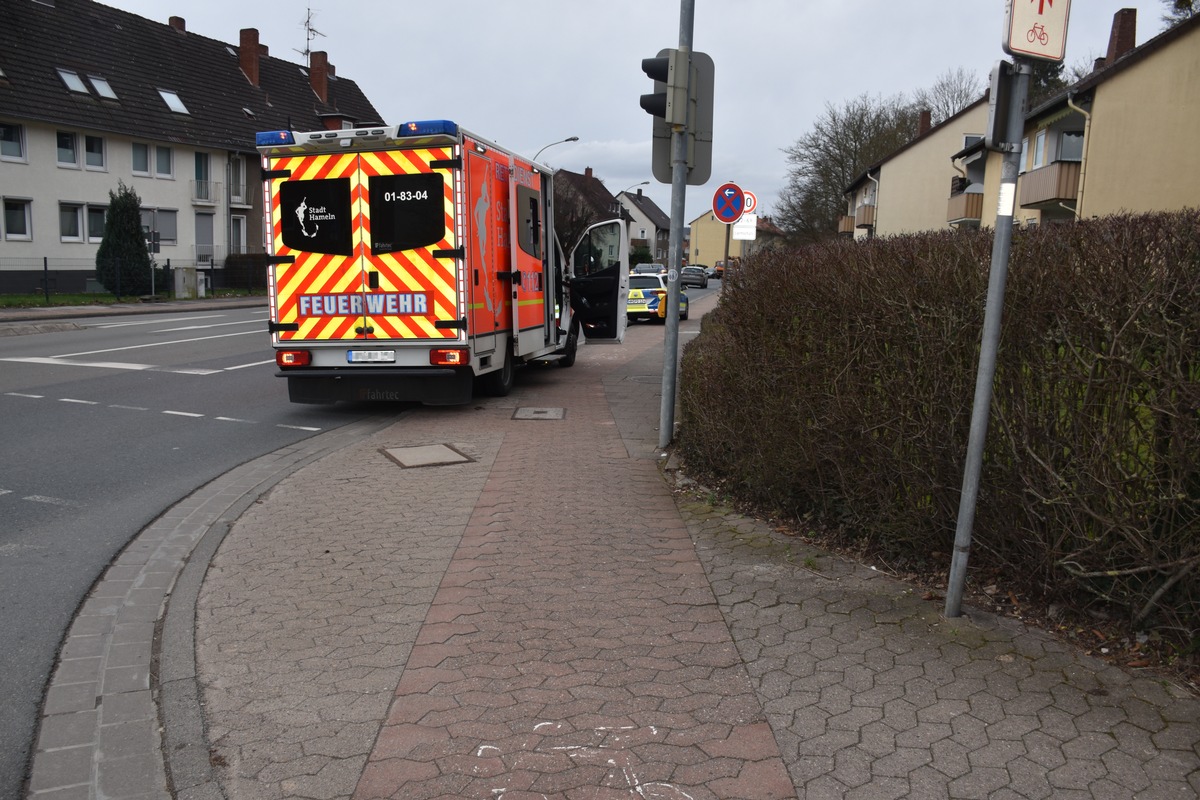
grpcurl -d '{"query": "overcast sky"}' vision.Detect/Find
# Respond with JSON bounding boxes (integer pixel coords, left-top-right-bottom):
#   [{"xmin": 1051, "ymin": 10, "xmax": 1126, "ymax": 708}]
[{"xmin": 101, "ymin": 0, "xmax": 1169, "ymax": 225}]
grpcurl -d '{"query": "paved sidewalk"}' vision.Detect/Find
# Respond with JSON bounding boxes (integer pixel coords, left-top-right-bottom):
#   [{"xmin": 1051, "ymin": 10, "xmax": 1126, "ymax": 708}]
[{"xmin": 24, "ymin": 291, "xmax": 1200, "ymax": 799}]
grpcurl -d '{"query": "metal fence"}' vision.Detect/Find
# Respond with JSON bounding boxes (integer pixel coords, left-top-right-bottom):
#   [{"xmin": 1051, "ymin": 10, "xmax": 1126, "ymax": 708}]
[{"xmin": 0, "ymin": 255, "xmax": 269, "ymax": 295}]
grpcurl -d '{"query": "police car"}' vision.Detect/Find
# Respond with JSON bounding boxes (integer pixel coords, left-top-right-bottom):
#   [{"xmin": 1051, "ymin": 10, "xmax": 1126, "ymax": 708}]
[{"xmin": 627, "ymin": 274, "xmax": 689, "ymax": 323}]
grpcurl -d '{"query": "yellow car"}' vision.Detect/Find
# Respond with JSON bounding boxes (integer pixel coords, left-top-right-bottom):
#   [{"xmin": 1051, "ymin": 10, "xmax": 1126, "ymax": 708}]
[{"xmin": 627, "ymin": 274, "xmax": 689, "ymax": 323}]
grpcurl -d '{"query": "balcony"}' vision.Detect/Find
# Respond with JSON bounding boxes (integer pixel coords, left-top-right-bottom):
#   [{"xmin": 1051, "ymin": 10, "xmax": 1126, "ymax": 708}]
[
  {"xmin": 1019, "ymin": 160, "xmax": 1081, "ymax": 209},
  {"xmin": 837, "ymin": 215, "xmax": 855, "ymax": 236},
  {"xmin": 854, "ymin": 203, "xmax": 876, "ymax": 229},
  {"xmin": 194, "ymin": 244, "xmax": 224, "ymax": 266},
  {"xmin": 191, "ymin": 180, "xmax": 220, "ymax": 206},
  {"xmin": 947, "ymin": 191, "xmax": 984, "ymax": 226},
  {"xmin": 229, "ymin": 180, "xmax": 251, "ymax": 207}
]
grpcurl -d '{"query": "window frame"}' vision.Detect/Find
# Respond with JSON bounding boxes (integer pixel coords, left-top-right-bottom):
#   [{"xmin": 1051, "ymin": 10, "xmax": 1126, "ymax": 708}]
[
  {"xmin": 59, "ymin": 202, "xmax": 84, "ymax": 242},
  {"xmin": 87, "ymin": 205, "xmax": 107, "ymax": 242},
  {"xmin": 57, "ymin": 130, "xmax": 80, "ymax": 168},
  {"xmin": 56, "ymin": 68, "xmax": 89, "ymax": 94},
  {"xmin": 85, "ymin": 134, "xmax": 106, "ymax": 170},
  {"xmin": 155, "ymin": 145, "xmax": 173, "ymax": 178},
  {"xmin": 1033, "ymin": 129, "xmax": 1048, "ymax": 169},
  {"xmin": 0, "ymin": 122, "xmax": 25, "ymax": 162},
  {"xmin": 132, "ymin": 142, "xmax": 151, "ymax": 175},
  {"xmin": 4, "ymin": 198, "xmax": 33, "ymax": 241}
]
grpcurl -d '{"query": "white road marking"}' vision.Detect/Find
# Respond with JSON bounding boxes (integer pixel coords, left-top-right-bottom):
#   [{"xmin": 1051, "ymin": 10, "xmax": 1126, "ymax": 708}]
[
  {"xmin": 153, "ymin": 320, "xmax": 264, "ymax": 333},
  {"xmin": 55, "ymin": 329, "xmax": 259, "ymax": 358},
  {"xmin": 3, "ymin": 357, "xmax": 154, "ymax": 371},
  {"xmin": 277, "ymin": 424, "xmax": 322, "ymax": 431},
  {"xmin": 24, "ymin": 495, "xmax": 78, "ymax": 507},
  {"xmin": 163, "ymin": 411, "xmax": 204, "ymax": 418},
  {"xmin": 110, "ymin": 405, "xmax": 150, "ymax": 411},
  {"xmin": 59, "ymin": 398, "xmax": 99, "ymax": 405},
  {"xmin": 215, "ymin": 416, "xmax": 255, "ymax": 423},
  {"xmin": 92, "ymin": 315, "xmax": 230, "ymax": 328},
  {"xmin": 223, "ymin": 359, "xmax": 276, "ymax": 371},
  {"xmin": 5, "ymin": 392, "xmax": 44, "ymax": 398}
]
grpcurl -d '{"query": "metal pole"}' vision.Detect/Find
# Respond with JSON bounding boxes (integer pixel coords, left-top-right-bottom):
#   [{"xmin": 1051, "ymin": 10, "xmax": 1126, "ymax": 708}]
[
  {"xmin": 43, "ymin": 257, "xmax": 49, "ymax": 304},
  {"xmin": 945, "ymin": 59, "xmax": 1031, "ymax": 618},
  {"xmin": 658, "ymin": 0, "xmax": 695, "ymax": 450}
]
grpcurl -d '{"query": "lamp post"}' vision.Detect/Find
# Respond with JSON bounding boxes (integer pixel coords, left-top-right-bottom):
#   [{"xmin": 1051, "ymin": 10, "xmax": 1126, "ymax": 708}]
[
  {"xmin": 622, "ymin": 181, "xmax": 650, "ymax": 195},
  {"xmin": 533, "ymin": 136, "xmax": 579, "ymax": 162}
]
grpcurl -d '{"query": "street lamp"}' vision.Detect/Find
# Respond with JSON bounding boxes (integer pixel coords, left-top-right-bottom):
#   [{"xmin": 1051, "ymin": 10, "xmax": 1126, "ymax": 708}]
[
  {"xmin": 533, "ymin": 136, "xmax": 579, "ymax": 162},
  {"xmin": 622, "ymin": 181, "xmax": 650, "ymax": 195}
]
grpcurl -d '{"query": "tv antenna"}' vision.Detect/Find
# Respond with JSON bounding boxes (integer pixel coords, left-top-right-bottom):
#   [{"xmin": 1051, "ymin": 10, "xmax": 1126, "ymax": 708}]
[{"xmin": 295, "ymin": 7, "xmax": 325, "ymax": 67}]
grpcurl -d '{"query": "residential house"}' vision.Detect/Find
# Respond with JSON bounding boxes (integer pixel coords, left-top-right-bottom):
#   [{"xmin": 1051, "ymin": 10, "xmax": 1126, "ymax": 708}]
[
  {"xmin": 689, "ymin": 211, "xmax": 786, "ymax": 268},
  {"xmin": 553, "ymin": 167, "xmax": 624, "ymax": 255},
  {"xmin": 0, "ymin": 0, "xmax": 381, "ymax": 293},
  {"xmin": 842, "ymin": 103, "xmax": 990, "ymax": 239},
  {"xmin": 618, "ymin": 188, "xmax": 670, "ymax": 263},
  {"xmin": 991, "ymin": 8, "xmax": 1200, "ymax": 228},
  {"xmin": 852, "ymin": 9, "xmax": 1199, "ymax": 239}
]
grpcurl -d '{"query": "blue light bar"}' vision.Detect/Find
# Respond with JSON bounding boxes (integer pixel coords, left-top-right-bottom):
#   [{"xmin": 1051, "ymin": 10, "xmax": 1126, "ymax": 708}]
[
  {"xmin": 256, "ymin": 130, "xmax": 296, "ymax": 147},
  {"xmin": 397, "ymin": 120, "xmax": 458, "ymax": 137}
]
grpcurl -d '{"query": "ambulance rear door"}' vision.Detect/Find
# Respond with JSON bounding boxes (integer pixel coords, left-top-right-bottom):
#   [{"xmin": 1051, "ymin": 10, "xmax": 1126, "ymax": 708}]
[
  {"xmin": 265, "ymin": 142, "xmax": 462, "ymax": 346},
  {"xmin": 567, "ymin": 219, "xmax": 628, "ymax": 344}
]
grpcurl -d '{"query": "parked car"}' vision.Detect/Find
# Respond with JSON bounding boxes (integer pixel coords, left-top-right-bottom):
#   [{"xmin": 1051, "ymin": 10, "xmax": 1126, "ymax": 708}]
[
  {"xmin": 632, "ymin": 262, "xmax": 666, "ymax": 275},
  {"xmin": 696, "ymin": 264, "xmax": 717, "ymax": 279},
  {"xmin": 627, "ymin": 274, "xmax": 689, "ymax": 322},
  {"xmin": 680, "ymin": 266, "xmax": 708, "ymax": 288}
]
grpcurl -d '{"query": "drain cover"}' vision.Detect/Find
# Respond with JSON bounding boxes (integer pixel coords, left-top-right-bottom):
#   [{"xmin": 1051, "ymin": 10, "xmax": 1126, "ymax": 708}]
[
  {"xmin": 383, "ymin": 444, "xmax": 471, "ymax": 468},
  {"xmin": 513, "ymin": 407, "xmax": 565, "ymax": 420}
]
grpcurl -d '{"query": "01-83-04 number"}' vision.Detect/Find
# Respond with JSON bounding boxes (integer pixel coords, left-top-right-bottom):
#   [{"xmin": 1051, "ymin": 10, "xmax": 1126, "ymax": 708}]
[{"xmin": 383, "ymin": 190, "xmax": 428, "ymax": 202}]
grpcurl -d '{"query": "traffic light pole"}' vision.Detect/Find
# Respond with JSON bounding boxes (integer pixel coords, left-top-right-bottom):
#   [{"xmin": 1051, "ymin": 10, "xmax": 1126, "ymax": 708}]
[
  {"xmin": 658, "ymin": 0, "xmax": 695, "ymax": 450},
  {"xmin": 944, "ymin": 58, "xmax": 1031, "ymax": 618}
]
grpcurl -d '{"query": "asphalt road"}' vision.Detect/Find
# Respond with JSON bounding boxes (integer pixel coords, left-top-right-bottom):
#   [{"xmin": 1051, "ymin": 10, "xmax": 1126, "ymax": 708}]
[{"xmin": 0, "ymin": 306, "xmax": 383, "ymax": 797}]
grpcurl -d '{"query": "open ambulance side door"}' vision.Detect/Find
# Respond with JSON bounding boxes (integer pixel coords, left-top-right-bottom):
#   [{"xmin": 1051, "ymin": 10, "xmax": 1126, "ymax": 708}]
[{"xmin": 567, "ymin": 219, "xmax": 628, "ymax": 344}]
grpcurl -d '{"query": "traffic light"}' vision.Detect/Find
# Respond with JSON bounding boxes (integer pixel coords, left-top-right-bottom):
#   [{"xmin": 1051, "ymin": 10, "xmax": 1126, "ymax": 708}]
[
  {"xmin": 640, "ymin": 49, "xmax": 687, "ymax": 125},
  {"xmin": 641, "ymin": 48, "xmax": 714, "ymax": 186}
]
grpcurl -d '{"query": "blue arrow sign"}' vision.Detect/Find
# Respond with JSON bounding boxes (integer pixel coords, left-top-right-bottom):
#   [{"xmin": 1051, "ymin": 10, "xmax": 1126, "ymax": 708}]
[{"xmin": 713, "ymin": 182, "xmax": 745, "ymax": 224}]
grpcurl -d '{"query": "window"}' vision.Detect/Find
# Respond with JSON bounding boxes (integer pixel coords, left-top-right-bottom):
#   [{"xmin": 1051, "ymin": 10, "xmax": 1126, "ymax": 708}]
[
  {"xmin": 1, "ymin": 122, "xmax": 24, "ymax": 160},
  {"xmin": 194, "ymin": 152, "xmax": 212, "ymax": 201},
  {"xmin": 4, "ymin": 198, "xmax": 32, "ymax": 240},
  {"xmin": 132, "ymin": 142, "xmax": 150, "ymax": 174},
  {"xmin": 1019, "ymin": 137, "xmax": 1029, "ymax": 174},
  {"xmin": 57, "ymin": 131, "xmax": 79, "ymax": 166},
  {"xmin": 1033, "ymin": 129, "xmax": 1047, "ymax": 169},
  {"xmin": 155, "ymin": 145, "xmax": 173, "ymax": 178},
  {"xmin": 88, "ymin": 75, "xmax": 118, "ymax": 100},
  {"xmin": 87, "ymin": 206, "xmax": 107, "ymax": 241},
  {"xmin": 60, "ymin": 203, "xmax": 83, "ymax": 241},
  {"xmin": 158, "ymin": 89, "xmax": 189, "ymax": 114},
  {"xmin": 57, "ymin": 68, "xmax": 89, "ymax": 93},
  {"xmin": 85, "ymin": 135, "xmax": 105, "ymax": 169},
  {"xmin": 1060, "ymin": 130, "xmax": 1084, "ymax": 162},
  {"xmin": 229, "ymin": 155, "xmax": 247, "ymax": 204}
]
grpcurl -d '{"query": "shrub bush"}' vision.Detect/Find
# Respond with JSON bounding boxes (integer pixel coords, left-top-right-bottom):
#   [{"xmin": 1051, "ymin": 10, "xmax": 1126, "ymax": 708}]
[{"xmin": 678, "ymin": 211, "xmax": 1199, "ymax": 639}]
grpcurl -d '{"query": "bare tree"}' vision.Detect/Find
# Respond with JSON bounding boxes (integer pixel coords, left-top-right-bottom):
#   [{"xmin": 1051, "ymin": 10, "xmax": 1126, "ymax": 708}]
[
  {"xmin": 911, "ymin": 67, "xmax": 983, "ymax": 125},
  {"xmin": 778, "ymin": 93, "xmax": 921, "ymax": 242}
]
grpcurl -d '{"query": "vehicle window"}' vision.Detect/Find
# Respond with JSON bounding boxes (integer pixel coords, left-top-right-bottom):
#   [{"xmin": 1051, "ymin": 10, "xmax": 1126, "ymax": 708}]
[
  {"xmin": 279, "ymin": 178, "xmax": 354, "ymax": 256},
  {"xmin": 516, "ymin": 185, "xmax": 540, "ymax": 259},
  {"xmin": 629, "ymin": 276, "xmax": 662, "ymax": 289},
  {"xmin": 369, "ymin": 172, "xmax": 445, "ymax": 254}
]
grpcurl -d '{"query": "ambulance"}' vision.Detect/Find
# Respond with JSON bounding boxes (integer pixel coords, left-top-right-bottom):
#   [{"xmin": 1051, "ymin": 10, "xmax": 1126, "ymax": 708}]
[{"xmin": 255, "ymin": 120, "xmax": 628, "ymax": 404}]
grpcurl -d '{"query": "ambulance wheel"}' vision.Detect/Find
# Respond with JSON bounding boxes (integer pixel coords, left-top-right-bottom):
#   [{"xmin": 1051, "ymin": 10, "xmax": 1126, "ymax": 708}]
[
  {"xmin": 557, "ymin": 319, "xmax": 580, "ymax": 368},
  {"xmin": 481, "ymin": 349, "xmax": 514, "ymax": 396}
]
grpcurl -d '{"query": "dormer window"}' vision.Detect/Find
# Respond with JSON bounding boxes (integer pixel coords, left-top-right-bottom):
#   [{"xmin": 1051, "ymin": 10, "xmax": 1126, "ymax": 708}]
[
  {"xmin": 57, "ymin": 68, "xmax": 89, "ymax": 93},
  {"xmin": 158, "ymin": 89, "xmax": 189, "ymax": 114},
  {"xmin": 89, "ymin": 76, "xmax": 118, "ymax": 99}
]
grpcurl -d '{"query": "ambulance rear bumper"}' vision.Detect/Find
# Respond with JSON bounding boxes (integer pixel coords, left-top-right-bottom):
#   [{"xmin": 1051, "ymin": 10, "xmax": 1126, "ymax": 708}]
[{"xmin": 277, "ymin": 367, "xmax": 474, "ymax": 406}]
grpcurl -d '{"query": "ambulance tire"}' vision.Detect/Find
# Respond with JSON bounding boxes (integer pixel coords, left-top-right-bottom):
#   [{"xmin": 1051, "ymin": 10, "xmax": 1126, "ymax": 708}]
[
  {"xmin": 481, "ymin": 349, "xmax": 514, "ymax": 396},
  {"xmin": 557, "ymin": 319, "xmax": 580, "ymax": 368}
]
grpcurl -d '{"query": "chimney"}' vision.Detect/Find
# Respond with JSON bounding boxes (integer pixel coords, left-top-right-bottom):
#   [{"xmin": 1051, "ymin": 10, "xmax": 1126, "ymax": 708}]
[
  {"xmin": 1106, "ymin": 8, "xmax": 1137, "ymax": 64},
  {"xmin": 918, "ymin": 109, "xmax": 932, "ymax": 136},
  {"xmin": 169, "ymin": 16, "xmax": 185, "ymax": 32},
  {"xmin": 310, "ymin": 51, "xmax": 330, "ymax": 103},
  {"xmin": 585, "ymin": 167, "xmax": 593, "ymax": 178},
  {"xmin": 240, "ymin": 28, "xmax": 261, "ymax": 87}
]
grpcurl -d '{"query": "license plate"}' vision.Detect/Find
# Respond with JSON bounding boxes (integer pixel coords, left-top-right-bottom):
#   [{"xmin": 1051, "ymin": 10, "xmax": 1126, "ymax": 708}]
[{"xmin": 347, "ymin": 350, "xmax": 395, "ymax": 363}]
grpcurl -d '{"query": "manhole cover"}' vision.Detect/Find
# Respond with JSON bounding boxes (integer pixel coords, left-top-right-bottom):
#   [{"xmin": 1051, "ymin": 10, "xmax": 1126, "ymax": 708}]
[
  {"xmin": 382, "ymin": 444, "xmax": 472, "ymax": 468},
  {"xmin": 513, "ymin": 407, "xmax": 565, "ymax": 420}
]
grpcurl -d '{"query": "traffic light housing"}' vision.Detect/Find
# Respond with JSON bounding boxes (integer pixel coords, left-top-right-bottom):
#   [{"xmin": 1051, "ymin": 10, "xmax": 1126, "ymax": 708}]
[
  {"xmin": 642, "ymin": 48, "xmax": 714, "ymax": 185},
  {"xmin": 640, "ymin": 49, "xmax": 688, "ymax": 125}
]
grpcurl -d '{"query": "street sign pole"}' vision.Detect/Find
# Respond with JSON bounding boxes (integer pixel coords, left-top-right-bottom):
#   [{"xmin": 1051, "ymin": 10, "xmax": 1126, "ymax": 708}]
[
  {"xmin": 944, "ymin": 57, "xmax": 1032, "ymax": 619},
  {"xmin": 658, "ymin": 0, "xmax": 695, "ymax": 450}
]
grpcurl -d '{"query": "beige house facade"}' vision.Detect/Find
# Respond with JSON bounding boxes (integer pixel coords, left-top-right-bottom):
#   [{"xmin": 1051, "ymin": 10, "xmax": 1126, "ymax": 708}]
[{"xmin": 846, "ymin": 10, "xmax": 1199, "ymax": 237}]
